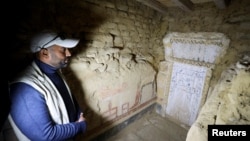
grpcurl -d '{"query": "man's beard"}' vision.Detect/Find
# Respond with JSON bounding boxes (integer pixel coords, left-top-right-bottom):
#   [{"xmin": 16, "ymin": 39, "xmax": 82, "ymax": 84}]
[
  {"xmin": 60, "ymin": 57, "xmax": 70, "ymax": 68},
  {"xmin": 60, "ymin": 62, "xmax": 68, "ymax": 68}
]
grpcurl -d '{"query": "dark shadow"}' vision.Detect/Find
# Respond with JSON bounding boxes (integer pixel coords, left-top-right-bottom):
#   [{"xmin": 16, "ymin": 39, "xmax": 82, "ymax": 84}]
[{"xmin": 0, "ymin": 79, "xmax": 10, "ymax": 131}]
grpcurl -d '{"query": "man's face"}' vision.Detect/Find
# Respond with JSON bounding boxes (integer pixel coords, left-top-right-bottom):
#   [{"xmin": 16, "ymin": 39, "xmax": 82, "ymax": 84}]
[{"xmin": 47, "ymin": 45, "xmax": 72, "ymax": 69}]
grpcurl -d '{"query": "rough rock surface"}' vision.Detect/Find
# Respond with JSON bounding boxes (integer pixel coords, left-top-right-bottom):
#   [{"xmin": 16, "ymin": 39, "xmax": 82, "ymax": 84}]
[{"xmin": 186, "ymin": 53, "xmax": 250, "ymax": 141}]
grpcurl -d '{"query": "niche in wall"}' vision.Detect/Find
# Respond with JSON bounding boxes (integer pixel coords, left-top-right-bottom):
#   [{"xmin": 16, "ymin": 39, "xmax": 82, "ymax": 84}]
[{"xmin": 157, "ymin": 32, "xmax": 230, "ymax": 126}]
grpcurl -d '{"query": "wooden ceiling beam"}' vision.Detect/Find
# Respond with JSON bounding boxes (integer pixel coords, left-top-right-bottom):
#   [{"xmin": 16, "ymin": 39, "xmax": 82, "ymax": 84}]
[
  {"xmin": 136, "ymin": 0, "xmax": 169, "ymax": 14},
  {"xmin": 170, "ymin": 0, "xmax": 194, "ymax": 12},
  {"xmin": 213, "ymin": 0, "xmax": 231, "ymax": 9},
  {"xmin": 137, "ymin": 0, "xmax": 230, "ymax": 14}
]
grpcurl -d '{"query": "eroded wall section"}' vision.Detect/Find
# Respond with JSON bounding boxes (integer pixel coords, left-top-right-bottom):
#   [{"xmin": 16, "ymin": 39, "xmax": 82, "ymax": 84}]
[{"xmin": 69, "ymin": 47, "xmax": 157, "ymax": 139}]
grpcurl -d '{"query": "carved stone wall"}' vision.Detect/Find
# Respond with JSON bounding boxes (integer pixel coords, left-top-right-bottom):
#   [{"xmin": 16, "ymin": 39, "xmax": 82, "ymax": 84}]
[{"xmin": 157, "ymin": 32, "xmax": 230, "ymax": 126}]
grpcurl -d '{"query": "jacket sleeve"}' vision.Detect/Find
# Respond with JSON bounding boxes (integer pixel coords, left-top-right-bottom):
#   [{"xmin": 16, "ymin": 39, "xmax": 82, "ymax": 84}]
[{"xmin": 9, "ymin": 82, "xmax": 86, "ymax": 141}]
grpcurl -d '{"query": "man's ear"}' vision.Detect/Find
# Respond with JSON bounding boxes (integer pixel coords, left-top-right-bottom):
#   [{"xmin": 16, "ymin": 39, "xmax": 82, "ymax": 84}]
[{"xmin": 41, "ymin": 48, "xmax": 48, "ymax": 55}]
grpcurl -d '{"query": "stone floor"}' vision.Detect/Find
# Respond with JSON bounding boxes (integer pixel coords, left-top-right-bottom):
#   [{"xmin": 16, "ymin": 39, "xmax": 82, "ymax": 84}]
[{"xmin": 104, "ymin": 111, "xmax": 189, "ymax": 141}]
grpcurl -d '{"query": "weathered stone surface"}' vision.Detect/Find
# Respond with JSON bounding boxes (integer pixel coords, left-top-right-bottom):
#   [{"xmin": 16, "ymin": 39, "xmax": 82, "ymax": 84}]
[{"xmin": 186, "ymin": 53, "xmax": 250, "ymax": 141}]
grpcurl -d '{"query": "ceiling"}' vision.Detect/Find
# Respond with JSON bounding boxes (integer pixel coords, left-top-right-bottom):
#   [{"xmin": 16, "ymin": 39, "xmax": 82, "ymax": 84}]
[{"xmin": 136, "ymin": 0, "xmax": 231, "ymax": 14}]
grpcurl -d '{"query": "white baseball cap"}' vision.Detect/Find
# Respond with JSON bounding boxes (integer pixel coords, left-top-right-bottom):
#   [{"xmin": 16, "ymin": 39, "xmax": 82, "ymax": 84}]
[{"xmin": 30, "ymin": 32, "xmax": 79, "ymax": 53}]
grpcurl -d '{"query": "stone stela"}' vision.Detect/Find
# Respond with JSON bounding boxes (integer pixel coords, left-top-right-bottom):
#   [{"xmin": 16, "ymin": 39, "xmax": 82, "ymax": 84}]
[{"xmin": 158, "ymin": 32, "xmax": 230, "ymax": 126}]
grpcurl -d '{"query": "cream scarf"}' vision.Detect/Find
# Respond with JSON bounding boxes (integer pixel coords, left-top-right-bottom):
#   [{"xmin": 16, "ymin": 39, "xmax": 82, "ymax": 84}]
[{"xmin": 8, "ymin": 61, "xmax": 71, "ymax": 140}]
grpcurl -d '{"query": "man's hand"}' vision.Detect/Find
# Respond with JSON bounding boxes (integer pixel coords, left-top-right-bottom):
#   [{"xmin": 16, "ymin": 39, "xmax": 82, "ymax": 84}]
[{"xmin": 77, "ymin": 112, "xmax": 85, "ymax": 122}]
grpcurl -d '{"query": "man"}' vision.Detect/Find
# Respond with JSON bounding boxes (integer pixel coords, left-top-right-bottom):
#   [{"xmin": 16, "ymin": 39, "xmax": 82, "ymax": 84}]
[{"xmin": 8, "ymin": 31, "xmax": 87, "ymax": 141}]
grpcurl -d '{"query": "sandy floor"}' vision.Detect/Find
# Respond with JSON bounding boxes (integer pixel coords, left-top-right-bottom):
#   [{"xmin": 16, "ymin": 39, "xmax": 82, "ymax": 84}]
[{"xmin": 106, "ymin": 111, "xmax": 189, "ymax": 141}]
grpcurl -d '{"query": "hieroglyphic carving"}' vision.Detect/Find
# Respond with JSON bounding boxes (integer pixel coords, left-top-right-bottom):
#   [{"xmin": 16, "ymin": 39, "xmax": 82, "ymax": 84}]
[
  {"xmin": 163, "ymin": 32, "xmax": 230, "ymax": 64},
  {"xmin": 160, "ymin": 32, "xmax": 229, "ymax": 127},
  {"xmin": 170, "ymin": 38, "xmax": 223, "ymax": 47},
  {"xmin": 166, "ymin": 62, "xmax": 207, "ymax": 126},
  {"xmin": 122, "ymin": 103, "xmax": 129, "ymax": 114}
]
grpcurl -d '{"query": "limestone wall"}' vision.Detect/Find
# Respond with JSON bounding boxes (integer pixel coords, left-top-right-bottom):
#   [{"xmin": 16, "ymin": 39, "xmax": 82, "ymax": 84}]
[
  {"xmin": 7, "ymin": 0, "xmax": 163, "ymax": 140},
  {"xmin": 60, "ymin": 1, "xmax": 161, "ymax": 139},
  {"xmin": 162, "ymin": 0, "xmax": 250, "ymax": 91}
]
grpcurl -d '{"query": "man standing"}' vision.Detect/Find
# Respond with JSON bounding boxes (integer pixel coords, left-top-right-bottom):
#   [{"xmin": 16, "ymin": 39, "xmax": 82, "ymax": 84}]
[{"xmin": 8, "ymin": 31, "xmax": 87, "ymax": 141}]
